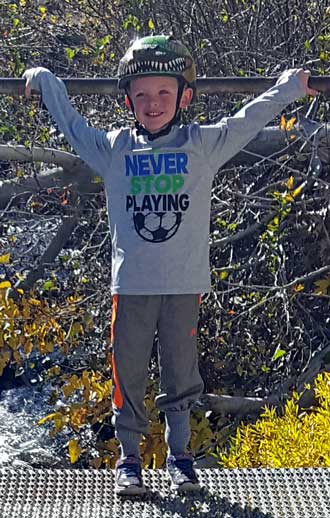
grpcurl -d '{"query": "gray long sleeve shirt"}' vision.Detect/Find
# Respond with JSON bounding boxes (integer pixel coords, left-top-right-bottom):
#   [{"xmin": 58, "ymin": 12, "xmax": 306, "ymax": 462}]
[{"xmin": 26, "ymin": 68, "xmax": 305, "ymax": 294}]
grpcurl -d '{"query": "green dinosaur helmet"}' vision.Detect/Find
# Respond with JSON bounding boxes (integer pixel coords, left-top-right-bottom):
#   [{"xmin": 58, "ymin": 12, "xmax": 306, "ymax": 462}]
[{"xmin": 117, "ymin": 35, "xmax": 196, "ymax": 91}]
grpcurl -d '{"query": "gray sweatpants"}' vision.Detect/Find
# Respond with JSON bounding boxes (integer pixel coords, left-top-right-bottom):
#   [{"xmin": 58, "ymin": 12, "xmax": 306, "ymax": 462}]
[{"xmin": 110, "ymin": 294, "xmax": 204, "ymax": 458}]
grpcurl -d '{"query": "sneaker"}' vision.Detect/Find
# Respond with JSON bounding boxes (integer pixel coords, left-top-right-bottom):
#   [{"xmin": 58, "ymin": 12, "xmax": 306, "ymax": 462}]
[
  {"xmin": 166, "ymin": 453, "xmax": 200, "ymax": 492},
  {"xmin": 115, "ymin": 455, "xmax": 146, "ymax": 496}
]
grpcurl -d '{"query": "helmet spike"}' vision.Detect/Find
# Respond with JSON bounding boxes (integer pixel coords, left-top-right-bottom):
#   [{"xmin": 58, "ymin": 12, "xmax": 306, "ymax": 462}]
[{"xmin": 117, "ymin": 34, "xmax": 196, "ymax": 93}]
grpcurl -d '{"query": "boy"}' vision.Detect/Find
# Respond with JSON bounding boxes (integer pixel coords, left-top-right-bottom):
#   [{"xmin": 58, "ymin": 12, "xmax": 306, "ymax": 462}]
[{"xmin": 24, "ymin": 35, "xmax": 317, "ymax": 495}]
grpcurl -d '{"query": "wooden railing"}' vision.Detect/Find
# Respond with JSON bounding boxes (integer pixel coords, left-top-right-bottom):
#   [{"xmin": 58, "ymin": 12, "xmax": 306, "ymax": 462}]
[{"xmin": 0, "ymin": 76, "xmax": 329, "ymax": 95}]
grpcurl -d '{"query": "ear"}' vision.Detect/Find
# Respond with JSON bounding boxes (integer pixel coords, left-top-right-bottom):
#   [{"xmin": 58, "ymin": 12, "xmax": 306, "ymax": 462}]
[
  {"xmin": 125, "ymin": 94, "xmax": 132, "ymax": 111},
  {"xmin": 179, "ymin": 87, "xmax": 193, "ymax": 109}
]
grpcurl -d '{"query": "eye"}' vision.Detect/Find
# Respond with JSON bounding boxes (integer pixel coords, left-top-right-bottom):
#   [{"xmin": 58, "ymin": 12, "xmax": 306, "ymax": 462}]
[{"xmin": 132, "ymin": 90, "xmax": 145, "ymax": 99}]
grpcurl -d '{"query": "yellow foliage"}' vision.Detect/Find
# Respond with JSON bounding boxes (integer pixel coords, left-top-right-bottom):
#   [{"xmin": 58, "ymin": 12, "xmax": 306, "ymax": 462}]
[
  {"xmin": 40, "ymin": 373, "xmax": 216, "ymax": 469},
  {"xmin": 219, "ymin": 372, "xmax": 330, "ymax": 468},
  {"xmin": 280, "ymin": 115, "xmax": 296, "ymax": 132},
  {"xmin": 314, "ymin": 278, "xmax": 330, "ymax": 295},
  {"xmin": 0, "ymin": 281, "xmax": 11, "ymax": 289},
  {"xmin": 286, "ymin": 176, "xmax": 294, "ymax": 190},
  {"xmin": 0, "ymin": 254, "xmax": 11, "ymax": 264},
  {"xmin": 68, "ymin": 439, "xmax": 82, "ymax": 464},
  {"xmin": 141, "ymin": 421, "xmax": 166, "ymax": 469},
  {"xmin": 0, "ymin": 291, "xmax": 87, "ymax": 375},
  {"xmin": 62, "ymin": 374, "xmax": 82, "ymax": 398},
  {"xmin": 280, "ymin": 115, "xmax": 286, "ymax": 131},
  {"xmin": 284, "ymin": 183, "xmax": 303, "ymax": 203},
  {"xmin": 70, "ymin": 404, "xmax": 89, "ymax": 431},
  {"xmin": 0, "ymin": 351, "xmax": 11, "ymax": 376},
  {"xmin": 190, "ymin": 411, "xmax": 216, "ymax": 453},
  {"xmin": 61, "ymin": 371, "xmax": 112, "ymax": 403},
  {"xmin": 38, "ymin": 411, "xmax": 69, "ymax": 434},
  {"xmin": 28, "ymin": 298, "xmax": 41, "ymax": 306}
]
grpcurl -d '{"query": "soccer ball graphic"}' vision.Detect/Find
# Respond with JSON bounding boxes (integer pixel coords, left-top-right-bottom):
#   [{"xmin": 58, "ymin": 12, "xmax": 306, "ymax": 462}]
[{"xmin": 133, "ymin": 211, "xmax": 182, "ymax": 242}]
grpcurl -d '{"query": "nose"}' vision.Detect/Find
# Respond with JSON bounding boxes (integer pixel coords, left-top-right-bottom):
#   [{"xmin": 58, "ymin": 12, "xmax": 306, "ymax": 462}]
[{"xmin": 148, "ymin": 94, "xmax": 160, "ymax": 107}]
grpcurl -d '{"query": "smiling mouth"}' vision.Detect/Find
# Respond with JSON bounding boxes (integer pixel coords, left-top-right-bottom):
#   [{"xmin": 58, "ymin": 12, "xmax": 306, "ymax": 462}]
[{"xmin": 146, "ymin": 112, "xmax": 163, "ymax": 117}]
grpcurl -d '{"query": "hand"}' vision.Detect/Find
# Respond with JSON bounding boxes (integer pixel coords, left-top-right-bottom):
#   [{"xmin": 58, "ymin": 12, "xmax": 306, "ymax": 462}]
[
  {"xmin": 22, "ymin": 69, "xmax": 33, "ymax": 98},
  {"xmin": 297, "ymin": 69, "xmax": 318, "ymax": 97}
]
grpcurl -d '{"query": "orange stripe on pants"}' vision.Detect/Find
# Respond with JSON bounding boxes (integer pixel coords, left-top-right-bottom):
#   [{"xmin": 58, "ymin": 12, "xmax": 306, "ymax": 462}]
[
  {"xmin": 111, "ymin": 294, "xmax": 118, "ymax": 343},
  {"xmin": 111, "ymin": 295, "xmax": 123, "ymax": 409}
]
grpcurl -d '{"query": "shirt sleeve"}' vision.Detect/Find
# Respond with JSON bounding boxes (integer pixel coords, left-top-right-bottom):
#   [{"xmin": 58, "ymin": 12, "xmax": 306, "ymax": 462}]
[
  {"xmin": 25, "ymin": 67, "xmax": 112, "ymax": 178},
  {"xmin": 198, "ymin": 69, "xmax": 307, "ymax": 174}
]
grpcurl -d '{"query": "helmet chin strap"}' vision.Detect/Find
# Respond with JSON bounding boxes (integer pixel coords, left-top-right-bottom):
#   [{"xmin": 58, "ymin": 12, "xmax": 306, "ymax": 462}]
[{"xmin": 125, "ymin": 80, "xmax": 185, "ymax": 141}]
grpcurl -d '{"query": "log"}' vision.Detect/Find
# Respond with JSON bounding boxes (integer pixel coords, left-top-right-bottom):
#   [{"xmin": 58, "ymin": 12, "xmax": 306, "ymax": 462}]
[{"xmin": 199, "ymin": 393, "xmax": 274, "ymax": 415}]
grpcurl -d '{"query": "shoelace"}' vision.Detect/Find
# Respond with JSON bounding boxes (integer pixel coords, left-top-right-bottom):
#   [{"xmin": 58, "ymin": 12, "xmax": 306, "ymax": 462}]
[
  {"xmin": 119, "ymin": 462, "xmax": 140, "ymax": 477},
  {"xmin": 171, "ymin": 458, "xmax": 194, "ymax": 477}
]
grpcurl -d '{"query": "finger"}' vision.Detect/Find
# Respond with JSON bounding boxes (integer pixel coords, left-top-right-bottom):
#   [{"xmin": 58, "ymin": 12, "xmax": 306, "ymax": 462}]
[
  {"xmin": 306, "ymin": 81, "xmax": 318, "ymax": 95},
  {"xmin": 306, "ymin": 75, "xmax": 319, "ymax": 96},
  {"xmin": 298, "ymin": 70, "xmax": 318, "ymax": 97},
  {"xmin": 25, "ymin": 84, "xmax": 31, "ymax": 98},
  {"xmin": 307, "ymin": 88, "xmax": 319, "ymax": 97}
]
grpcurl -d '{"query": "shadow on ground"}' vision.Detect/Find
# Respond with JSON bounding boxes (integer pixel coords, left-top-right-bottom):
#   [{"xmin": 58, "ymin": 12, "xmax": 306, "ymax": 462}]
[{"xmin": 126, "ymin": 488, "xmax": 273, "ymax": 518}]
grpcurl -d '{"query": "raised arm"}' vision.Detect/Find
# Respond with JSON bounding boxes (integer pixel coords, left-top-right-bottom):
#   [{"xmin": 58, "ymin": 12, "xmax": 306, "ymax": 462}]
[
  {"xmin": 198, "ymin": 69, "xmax": 318, "ymax": 172},
  {"xmin": 24, "ymin": 67, "xmax": 112, "ymax": 177}
]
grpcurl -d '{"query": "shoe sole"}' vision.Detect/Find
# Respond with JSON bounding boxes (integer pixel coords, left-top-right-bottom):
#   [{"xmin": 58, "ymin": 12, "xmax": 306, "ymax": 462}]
[
  {"xmin": 115, "ymin": 484, "xmax": 147, "ymax": 496},
  {"xmin": 171, "ymin": 481, "xmax": 201, "ymax": 493}
]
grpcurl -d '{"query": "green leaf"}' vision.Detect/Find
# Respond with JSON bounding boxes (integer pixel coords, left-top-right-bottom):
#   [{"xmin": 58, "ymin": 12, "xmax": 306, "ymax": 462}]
[
  {"xmin": 65, "ymin": 48, "xmax": 76, "ymax": 62},
  {"xmin": 272, "ymin": 349, "xmax": 286, "ymax": 361},
  {"xmin": 42, "ymin": 280, "xmax": 56, "ymax": 291},
  {"xmin": 69, "ymin": 322, "xmax": 84, "ymax": 338},
  {"xmin": 39, "ymin": 5, "xmax": 47, "ymax": 20},
  {"xmin": 304, "ymin": 40, "xmax": 311, "ymax": 52},
  {"xmin": 96, "ymin": 35, "xmax": 112, "ymax": 51},
  {"xmin": 123, "ymin": 14, "xmax": 141, "ymax": 31},
  {"xmin": 236, "ymin": 365, "xmax": 244, "ymax": 377},
  {"xmin": 148, "ymin": 19, "xmax": 155, "ymax": 30}
]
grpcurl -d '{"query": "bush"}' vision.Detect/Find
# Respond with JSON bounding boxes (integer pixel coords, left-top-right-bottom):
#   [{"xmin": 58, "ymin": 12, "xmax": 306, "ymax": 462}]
[
  {"xmin": 219, "ymin": 372, "xmax": 330, "ymax": 468},
  {"xmin": 0, "ymin": 282, "xmax": 87, "ymax": 375}
]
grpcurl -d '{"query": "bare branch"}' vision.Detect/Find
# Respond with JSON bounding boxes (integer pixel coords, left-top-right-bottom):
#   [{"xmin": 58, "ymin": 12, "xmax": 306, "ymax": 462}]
[
  {"xmin": 0, "ymin": 144, "xmax": 81, "ymax": 169},
  {"xmin": 199, "ymin": 393, "xmax": 273, "ymax": 415},
  {"xmin": 12, "ymin": 214, "xmax": 79, "ymax": 295}
]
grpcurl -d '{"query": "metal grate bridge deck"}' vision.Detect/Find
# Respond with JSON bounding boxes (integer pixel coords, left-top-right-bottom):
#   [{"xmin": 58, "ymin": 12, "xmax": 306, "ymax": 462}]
[{"xmin": 0, "ymin": 467, "xmax": 330, "ymax": 518}]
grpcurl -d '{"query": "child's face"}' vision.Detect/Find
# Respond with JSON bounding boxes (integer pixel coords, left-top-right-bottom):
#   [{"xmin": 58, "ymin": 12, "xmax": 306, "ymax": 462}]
[{"xmin": 128, "ymin": 76, "xmax": 192, "ymax": 134}]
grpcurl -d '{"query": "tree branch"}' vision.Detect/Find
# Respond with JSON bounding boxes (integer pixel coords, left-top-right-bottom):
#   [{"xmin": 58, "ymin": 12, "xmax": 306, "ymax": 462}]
[
  {"xmin": 1, "ymin": 122, "xmax": 329, "ymax": 211},
  {"xmin": 12, "ymin": 214, "xmax": 79, "ymax": 295},
  {"xmin": 199, "ymin": 393, "xmax": 274, "ymax": 415},
  {"xmin": 200, "ymin": 341, "xmax": 330, "ymax": 417}
]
